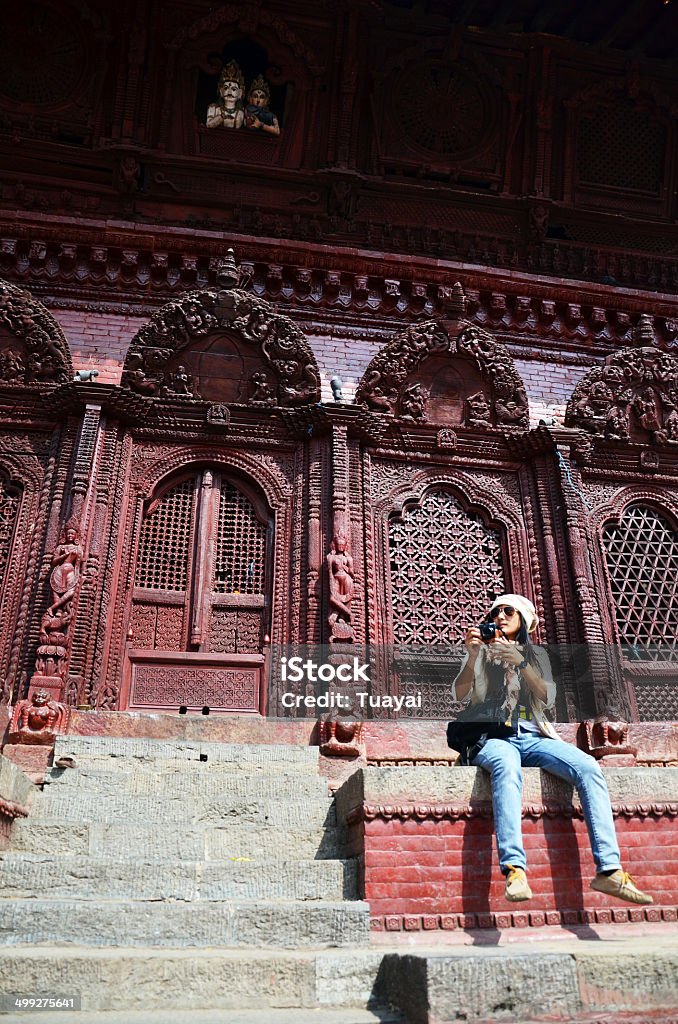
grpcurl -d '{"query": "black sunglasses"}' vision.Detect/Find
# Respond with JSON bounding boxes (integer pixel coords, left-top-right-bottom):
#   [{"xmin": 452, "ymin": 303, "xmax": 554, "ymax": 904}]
[{"xmin": 490, "ymin": 605, "xmax": 517, "ymax": 619}]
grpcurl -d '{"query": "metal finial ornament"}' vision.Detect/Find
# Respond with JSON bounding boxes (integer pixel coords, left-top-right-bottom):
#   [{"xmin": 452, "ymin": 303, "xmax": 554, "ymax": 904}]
[
  {"xmin": 449, "ymin": 281, "xmax": 467, "ymax": 319},
  {"xmin": 216, "ymin": 248, "xmax": 239, "ymax": 289}
]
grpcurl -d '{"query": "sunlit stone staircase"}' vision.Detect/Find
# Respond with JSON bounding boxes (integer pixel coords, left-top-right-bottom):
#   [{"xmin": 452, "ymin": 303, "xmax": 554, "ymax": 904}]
[{"xmin": 0, "ymin": 735, "xmax": 398, "ymax": 1023}]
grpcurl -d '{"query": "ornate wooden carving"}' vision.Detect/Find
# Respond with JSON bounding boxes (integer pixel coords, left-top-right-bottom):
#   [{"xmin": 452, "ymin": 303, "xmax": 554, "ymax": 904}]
[
  {"xmin": 565, "ymin": 346, "xmax": 678, "ymax": 445},
  {"xmin": 121, "ymin": 253, "xmax": 320, "ymax": 407},
  {"xmin": 355, "ymin": 303, "xmax": 529, "ymax": 430},
  {"xmin": 29, "ymin": 518, "xmax": 84, "ymax": 701},
  {"xmin": 9, "ymin": 688, "xmax": 70, "ymax": 745},
  {"xmin": 0, "ymin": 279, "xmax": 72, "ymax": 384}
]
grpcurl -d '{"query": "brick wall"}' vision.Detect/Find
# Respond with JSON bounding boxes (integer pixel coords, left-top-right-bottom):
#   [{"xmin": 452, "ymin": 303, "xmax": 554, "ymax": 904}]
[
  {"xmin": 51, "ymin": 309, "xmax": 148, "ymax": 385},
  {"xmin": 362, "ymin": 813, "xmax": 677, "ymax": 930}
]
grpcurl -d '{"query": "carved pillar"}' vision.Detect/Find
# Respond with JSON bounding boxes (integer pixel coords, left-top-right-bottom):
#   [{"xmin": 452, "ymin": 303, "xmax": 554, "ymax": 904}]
[
  {"xmin": 555, "ymin": 442, "xmax": 631, "ymax": 719},
  {"xmin": 29, "ymin": 403, "xmax": 105, "ymax": 706},
  {"xmin": 306, "ymin": 437, "xmax": 323, "ymax": 642}
]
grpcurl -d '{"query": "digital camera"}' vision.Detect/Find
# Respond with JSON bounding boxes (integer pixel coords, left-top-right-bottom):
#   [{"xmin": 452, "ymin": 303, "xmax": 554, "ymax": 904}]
[{"xmin": 479, "ymin": 622, "xmax": 501, "ymax": 642}]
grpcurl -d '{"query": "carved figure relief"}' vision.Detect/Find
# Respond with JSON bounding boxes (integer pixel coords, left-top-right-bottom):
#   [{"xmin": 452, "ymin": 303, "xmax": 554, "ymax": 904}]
[
  {"xmin": 121, "ymin": 253, "xmax": 320, "ymax": 407},
  {"xmin": 327, "ymin": 532, "xmax": 355, "ymax": 643},
  {"xmin": 356, "ymin": 308, "xmax": 528, "ymax": 429},
  {"xmin": 9, "ymin": 689, "xmax": 70, "ymax": 745},
  {"xmin": 206, "ymin": 61, "xmax": 246, "ymax": 129},
  {"xmin": 566, "ymin": 347, "xmax": 678, "ymax": 445},
  {"xmin": 0, "ymin": 279, "xmax": 72, "ymax": 384},
  {"xmin": 32, "ymin": 519, "xmax": 84, "ymax": 691}
]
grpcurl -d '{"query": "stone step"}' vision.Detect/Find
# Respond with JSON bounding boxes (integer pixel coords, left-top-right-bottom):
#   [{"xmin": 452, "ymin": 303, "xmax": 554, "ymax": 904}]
[
  {"xmin": 53, "ymin": 736, "xmax": 320, "ymax": 771},
  {"xmin": 9, "ymin": 820, "xmax": 346, "ymax": 861},
  {"xmin": 44, "ymin": 765, "xmax": 329, "ymax": 800},
  {"xmin": 30, "ymin": 791, "xmax": 336, "ymax": 828},
  {"xmin": 0, "ymin": 899, "xmax": 370, "ymax": 948},
  {"xmin": 0, "ymin": 946, "xmax": 392, "ymax": 1019},
  {"xmin": 375, "ymin": 943, "xmax": 678, "ymax": 1024},
  {"xmin": 0, "ymin": 1011, "xmax": 402, "ymax": 1024},
  {"xmin": 0, "ymin": 855, "xmax": 358, "ymax": 901}
]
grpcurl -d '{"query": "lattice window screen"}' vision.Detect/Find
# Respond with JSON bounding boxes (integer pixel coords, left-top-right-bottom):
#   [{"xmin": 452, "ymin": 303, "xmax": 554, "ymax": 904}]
[
  {"xmin": 135, "ymin": 478, "xmax": 195, "ymax": 591},
  {"xmin": 214, "ymin": 483, "xmax": 267, "ymax": 595},
  {"xmin": 602, "ymin": 504, "xmax": 678, "ymax": 654},
  {"xmin": 0, "ymin": 477, "xmax": 20, "ymax": 596},
  {"xmin": 578, "ymin": 106, "xmax": 666, "ymax": 193},
  {"xmin": 388, "ymin": 489, "xmax": 505, "ymax": 645}
]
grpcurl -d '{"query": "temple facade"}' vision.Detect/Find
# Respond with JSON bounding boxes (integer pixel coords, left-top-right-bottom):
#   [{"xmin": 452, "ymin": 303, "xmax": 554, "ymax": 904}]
[{"xmin": 1, "ymin": 0, "xmax": 678, "ymax": 729}]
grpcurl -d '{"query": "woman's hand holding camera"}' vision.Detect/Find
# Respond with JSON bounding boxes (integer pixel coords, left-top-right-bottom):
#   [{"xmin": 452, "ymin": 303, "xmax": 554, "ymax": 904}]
[{"xmin": 464, "ymin": 627, "xmax": 483, "ymax": 660}]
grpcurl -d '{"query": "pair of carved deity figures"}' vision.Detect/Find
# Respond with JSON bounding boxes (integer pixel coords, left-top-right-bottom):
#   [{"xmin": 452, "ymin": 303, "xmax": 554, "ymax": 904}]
[{"xmin": 206, "ymin": 62, "xmax": 280, "ymax": 136}]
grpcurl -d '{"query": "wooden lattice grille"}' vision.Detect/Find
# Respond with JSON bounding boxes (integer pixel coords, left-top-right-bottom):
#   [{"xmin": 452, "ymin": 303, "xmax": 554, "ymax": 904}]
[
  {"xmin": 214, "ymin": 483, "xmax": 267, "ymax": 595},
  {"xmin": 578, "ymin": 106, "xmax": 665, "ymax": 193},
  {"xmin": 0, "ymin": 476, "xmax": 20, "ymax": 596},
  {"xmin": 135, "ymin": 478, "xmax": 194, "ymax": 592},
  {"xmin": 602, "ymin": 504, "xmax": 678, "ymax": 654},
  {"xmin": 388, "ymin": 489, "xmax": 505, "ymax": 645}
]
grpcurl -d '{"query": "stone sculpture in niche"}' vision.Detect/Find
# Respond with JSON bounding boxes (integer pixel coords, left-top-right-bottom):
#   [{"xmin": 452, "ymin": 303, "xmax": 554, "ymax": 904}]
[
  {"xmin": 320, "ymin": 713, "xmax": 364, "ymax": 757},
  {"xmin": 327, "ymin": 532, "xmax": 355, "ymax": 643},
  {"xmin": 245, "ymin": 75, "xmax": 280, "ymax": 136},
  {"xmin": 9, "ymin": 689, "xmax": 70, "ymax": 744},
  {"xmin": 565, "ymin": 346, "xmax": 678, "ymax": 446},
  {"xmin": 206, "ymin": 61, "xmax": 246, "ymax": 129}
]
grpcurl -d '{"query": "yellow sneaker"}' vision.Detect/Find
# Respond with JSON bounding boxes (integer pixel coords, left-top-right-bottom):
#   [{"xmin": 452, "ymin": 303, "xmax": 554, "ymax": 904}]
[
  {"xmin": 590, "ymin": 869, "xmax": 653, "ymax": 905},
  {"xmin": 505, "ymin": 865, "xmax": 532, "ymax": 902}
]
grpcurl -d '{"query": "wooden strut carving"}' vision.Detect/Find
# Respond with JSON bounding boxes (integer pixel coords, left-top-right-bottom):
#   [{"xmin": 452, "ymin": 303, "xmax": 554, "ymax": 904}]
[
  {"xmin": 0, "ymin": 278, "xmax": 73, "ymax": 384},
  {"xmin": 355, "ymin": 298, "xmax": 529, "ymax": 429},
  {"xmin": 30, "ymin": 519, "xmax": 84, "ymax": 699},
  {"xmin": 565, "ymin": 344, "xmax": 678, "ymax": 446},
  {"xmin": 120, "ymin": 250, "xmax": 321, "ymax": 407}
]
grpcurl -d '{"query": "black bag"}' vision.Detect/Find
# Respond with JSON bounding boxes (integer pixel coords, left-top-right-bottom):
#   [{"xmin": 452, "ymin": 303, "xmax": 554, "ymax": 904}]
[{"xmin": 446, "ymin": 699, "xmax": 515, "ymax": 765}]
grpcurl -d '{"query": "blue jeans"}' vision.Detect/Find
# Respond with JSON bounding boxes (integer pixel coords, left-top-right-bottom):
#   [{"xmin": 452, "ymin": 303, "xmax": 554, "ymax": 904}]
[{"xmin": 472, "ymin": 729, "xmax": 622, "ymax": 875}]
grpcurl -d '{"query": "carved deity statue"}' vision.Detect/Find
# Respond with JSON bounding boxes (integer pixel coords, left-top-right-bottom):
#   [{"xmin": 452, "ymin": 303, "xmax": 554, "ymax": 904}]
[
  {"xmin": 604, "ymin": 404, "xmax": 630, "ymax": 441},
  {"xmin": 327, "ymin": 533, "xmax": 355, "ymax": 643},
  {"xmin": 206, "ymin": 61, "xmax": 246, "ymax": 130},
  {"xmin": 48, "ymin": 520, "xmax": 84, "ymax": 617},
  {"xmin": 399, "ymin": 382, "xmax": 427, "ymax": 423},
  {"xmin": 633, "ymin": 387, "xmax": 662, "ymax": 434},
  {"xmin": 245, "ymin": 75, "xmax": 280, "ymax": 136},
  {"xmin": 31, "ymin": 519, "xmax": 84, "ymax": 690},
  {"xmin": 10, "ymin": 689, "xmax": 70, "ymax": 744},
  {"xmin": 465, "ymin": 391, "xmax": 491, "ymax": 428}
]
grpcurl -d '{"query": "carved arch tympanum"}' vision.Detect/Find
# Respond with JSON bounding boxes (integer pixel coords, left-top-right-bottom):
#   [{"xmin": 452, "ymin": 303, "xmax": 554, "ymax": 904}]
[
  {"xmin": 356, "ymin": 303, "xmax": 529, "ymax": 429},
  {"xmin": 121, "ymin": 256, "xmax": 320, "ymax": 408},
  {"xmin": 0, "ymin": 279, "xmax": 73, "ymax": 384},
  {"xmin": 565, "ymin": 345, "xmax": 678, "ymax": 445}
]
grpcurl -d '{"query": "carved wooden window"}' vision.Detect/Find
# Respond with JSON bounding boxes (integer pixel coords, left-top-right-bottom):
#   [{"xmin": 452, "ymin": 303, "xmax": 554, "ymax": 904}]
[
  {"xmin": 388, "ymin": 488, "xmax": 505, "ymax": 645},
  {"xmin": 0, "ymin": 474, "xmax": 21, "ymax": 598},
  {"xmin": 214, "ymin": 483, "xmax": 267, "ymax": 595},
  {"xmin": 135, "ymin": 477, "xmax": 194, "ymax": 592},
  {"xmin": 602, "ymin": 504, "xmax": 678, "ymax": 653},
  {"xmin": 578, "ymin": 106, "xmax": 666, "ymax": 194},
  {"xmin": 130, "ymin": 469, "xmax": 269, "ymax": 654}
]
